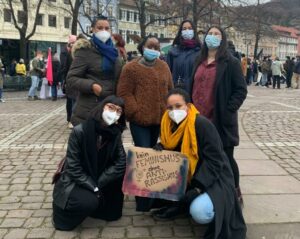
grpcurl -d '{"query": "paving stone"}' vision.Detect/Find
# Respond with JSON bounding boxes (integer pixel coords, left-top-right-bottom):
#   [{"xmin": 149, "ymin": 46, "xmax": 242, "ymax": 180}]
[
  {"xmin": 132, "ymin": 215, "xmax": 156, "ymax": 226},
  {"xmin": 26, "ymin": 228, "xmax": 54, "ymax": 238},
  {"xmin": 0, "ymin": 218, "xmax": 25, "ymax": 228},
  {"xmin": 53, "ymin": 230, "xmax": 78, "ymax": 239},
  {"xmin": 239, "ymin": 160, "xmax": 288, "ymax": 176},
  {"xmin": 79, "ymin": 228, "xmax": 100, "ymax": 239},
  {"xmin": 32, "ymin": 209, "xmax": 52, "ymax": 217},
  {"xmin": 23, "ymin": 218, "xmax": 44, "ymax": 228},
  {"xmin": 127, "ymin": 227, "xmax": 150, "ymax": 238},
  {"xmin": 243, "ymin": 195, "xmax": 300, "ymax": 224},
  {"xmin": 0, "ymin": 229, "xmax": 8, "ymax": 238},
  {"xmin": 173, "ymin": 226, "xmax": 194, "ymax": 237},
  {"xmin": 81, "ymin": 217, "xmax": 107, "ymax": 228},
  {"xmin": 3, "ymin": 229, "xmax": 29, "ymax": 239},
  {"xmin": 7, "ymin": 209, "xmax": 33, "ymax": 218},
  {"xmin": 101, "ymin": 227, "xmax": 126, "ymax": 238},
  {"xmin": 150, "ymin": 226, "xmax": 173, "ymax": 237}
]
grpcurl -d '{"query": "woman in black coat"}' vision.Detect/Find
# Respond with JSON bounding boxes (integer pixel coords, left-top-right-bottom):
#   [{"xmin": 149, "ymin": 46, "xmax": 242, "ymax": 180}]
[
  {"xmin": 52, "ymin": 95, "xmax": 127, "ymax": 231},
  {"xmin": 191, "ymin": 26, "xmax": 247, "ymax": 203},
  {"xmin": 51, "ymin": 53, "xmax": 61, "ymax": 101},
  {"xmin": 152, "ymin": 89, "xmax": 246, "ymax": 239}
]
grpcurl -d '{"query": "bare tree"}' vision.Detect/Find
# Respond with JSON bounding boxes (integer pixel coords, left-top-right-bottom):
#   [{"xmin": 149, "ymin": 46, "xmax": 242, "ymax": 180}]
[{"xmin": 1, "ymin": 0, "xmax": 43, "ymax": 61}]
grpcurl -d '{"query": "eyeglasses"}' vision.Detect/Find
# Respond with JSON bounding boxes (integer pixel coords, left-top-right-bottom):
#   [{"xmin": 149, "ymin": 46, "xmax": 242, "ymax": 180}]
[{"xmin": 105, "ymin": 103, "xmax": 123, "ymax": 115}]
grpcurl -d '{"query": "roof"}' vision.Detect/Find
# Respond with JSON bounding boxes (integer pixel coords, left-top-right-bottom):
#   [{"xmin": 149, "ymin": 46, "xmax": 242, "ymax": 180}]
[{"xmin": 272, "ymin": 25, "xmax": 300, "ymax": 39}]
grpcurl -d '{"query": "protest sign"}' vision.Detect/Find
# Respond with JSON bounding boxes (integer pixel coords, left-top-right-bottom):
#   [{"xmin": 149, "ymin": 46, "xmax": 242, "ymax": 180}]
[{"xmin": 122, "ymin": 147, "xmax": 189, "ymax": 201}]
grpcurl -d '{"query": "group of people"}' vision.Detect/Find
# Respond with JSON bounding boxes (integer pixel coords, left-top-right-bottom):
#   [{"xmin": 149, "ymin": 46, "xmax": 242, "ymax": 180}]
[
  {"xmin": 241, "ymin": 54, "xmax": 300, "ymax": 89},
  {"xmin": 52, "ymin": 15, "xmax": 247, "ymax": 239}
]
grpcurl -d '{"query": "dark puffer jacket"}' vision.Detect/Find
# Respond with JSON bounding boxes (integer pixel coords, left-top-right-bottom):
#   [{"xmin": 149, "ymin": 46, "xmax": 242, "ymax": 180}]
[{"xmin": 67, "ymin": 39, "xmax": 123, "ymax": 126}]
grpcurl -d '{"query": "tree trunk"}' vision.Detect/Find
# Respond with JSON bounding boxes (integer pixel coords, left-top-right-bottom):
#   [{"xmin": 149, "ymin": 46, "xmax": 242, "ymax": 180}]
[
  {"xmin": 254, "ymin": 32, "xmax": 260, "ymax": 59},
  {"xmin": 71, "ymin": 0, "xmax": 81, "ymax": 35},
  {"xmin": 139, "ymin": 0, "xmax": 146, "ymax": 39},
  {"xmin": 20, "ymin": 34, "xmax": 27, "ymax": 61},
  {"xmin": 192, "ymin": 0, "xmax": 198, "ymax": 28}
]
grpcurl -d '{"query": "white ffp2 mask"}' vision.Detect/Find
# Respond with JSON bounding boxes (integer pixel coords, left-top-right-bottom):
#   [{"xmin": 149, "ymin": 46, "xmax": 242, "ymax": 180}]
[{"xmin": 168, "ymin": 110, "xmax": 187, "ymax": 124}]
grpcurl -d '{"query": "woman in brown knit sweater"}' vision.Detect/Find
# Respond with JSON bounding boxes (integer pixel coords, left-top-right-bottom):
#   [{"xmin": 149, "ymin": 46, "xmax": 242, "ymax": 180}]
[{"xmin": 117, "ymin": 35, "xmax": 173, "ymax": 212}]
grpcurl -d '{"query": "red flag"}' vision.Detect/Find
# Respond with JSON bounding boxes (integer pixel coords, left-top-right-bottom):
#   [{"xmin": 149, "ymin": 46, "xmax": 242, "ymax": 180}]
[{"xmin": 46, "ymin": 48, "xmax": 53, "ymax": 86}]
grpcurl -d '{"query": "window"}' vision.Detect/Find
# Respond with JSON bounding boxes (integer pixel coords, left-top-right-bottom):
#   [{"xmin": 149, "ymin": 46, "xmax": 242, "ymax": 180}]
[
  {"xmin": 48, "ymin": 0, "xmax": 56, "ymax": 2},
  {"xmin": 36, "ymin": 14, "xmax": 43, "ymax": 26},
  {"xmin": 86, "ymin": 25, "xmax": 91, "ymax": 34},
  {"xmin": 107, "ymin": 6, "xmax": 113, "ymax": 17},
  {"xmin": 48, "ymin": 15, "xmax": 56, "ymax": 27},
  {"xmin": 64, "ymin": 0, "xmax": 69, "ymax": 3},
  {"xmin": 129, "ymin": 11, "xmax": 134, "ymax": 22},
  {"xmin": 126, "ymin": 10, "xmax": 130, "ymax": 21},
  {"xmin": 4, "ymin": 9, "xmax": 11, "ymax": 22},
  {"xmin": 18, "ymin": 10, "xmax": 26, "ymax": 24},
  {"xmin": 64, "ymin": 17, "xmax": 71, "ymax": 28},
  {"xmin": 134, "ymin": 12, "xmax": 138, "ymax": 22},
  {"xmin": 126, "ymin": 30, "xmax": 130, "ymax": 43}
]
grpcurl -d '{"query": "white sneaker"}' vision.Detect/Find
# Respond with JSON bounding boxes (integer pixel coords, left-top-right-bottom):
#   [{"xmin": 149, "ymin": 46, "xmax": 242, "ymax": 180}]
[
  {"xmin": 0, "ymin": 98, "xmax": 5, "ymax": 103},
  {"xmin": 68, "ymin": 122, "xmax": 74, "ymax": 129}
]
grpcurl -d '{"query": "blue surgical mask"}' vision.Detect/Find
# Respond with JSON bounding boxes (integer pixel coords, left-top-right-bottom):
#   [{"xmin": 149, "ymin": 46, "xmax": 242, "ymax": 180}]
[
  {"xmin": 205, "ymin": 35, "xmax": 221, "ymax": 49},
  {"xmin": 143, "ymin": 48, "xmax": 160, "ymax": 61},
  {"xmin": 181, "ymin": 29, "xmax": 194, "ymax": 40}
]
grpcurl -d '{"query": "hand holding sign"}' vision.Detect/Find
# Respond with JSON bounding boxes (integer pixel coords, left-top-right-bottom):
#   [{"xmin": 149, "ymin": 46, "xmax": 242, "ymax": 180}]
[{"xmin": 122, "ymin": 147, "xmax": 189, "ymax": 201}]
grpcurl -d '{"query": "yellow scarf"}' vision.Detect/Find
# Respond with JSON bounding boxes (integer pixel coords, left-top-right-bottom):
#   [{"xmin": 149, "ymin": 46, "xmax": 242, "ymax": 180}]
[{"xmin": 160, "ymin": 103, "xmax": 199, "ymax": 182}]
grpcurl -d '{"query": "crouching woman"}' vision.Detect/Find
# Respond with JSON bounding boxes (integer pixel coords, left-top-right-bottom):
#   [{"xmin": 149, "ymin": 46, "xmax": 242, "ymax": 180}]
[
  {"xmin": 52, "ymin": 95, "xmax": 127, "ymax": 231},
  {"xmin": 153, "ymin": 89, "xmax": 246, "ymax": 239}
]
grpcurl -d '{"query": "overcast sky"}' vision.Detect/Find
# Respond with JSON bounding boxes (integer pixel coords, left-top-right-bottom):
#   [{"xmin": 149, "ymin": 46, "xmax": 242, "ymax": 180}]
[{"xmin": 226, "ymin": 0, "xmax": 270, "ymax": 6}]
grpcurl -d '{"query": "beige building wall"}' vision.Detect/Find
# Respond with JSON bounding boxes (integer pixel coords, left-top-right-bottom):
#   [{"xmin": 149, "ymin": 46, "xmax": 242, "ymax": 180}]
[{"xmin": 0, "ymin": 0, "xmax": 72, "ymax": 43}]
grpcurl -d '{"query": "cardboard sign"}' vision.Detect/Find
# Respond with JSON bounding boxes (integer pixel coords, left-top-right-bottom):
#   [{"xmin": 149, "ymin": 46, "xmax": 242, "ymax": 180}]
[{"xmin": 122, "ymin": 147, "xmax": 189, "ymax": 201}]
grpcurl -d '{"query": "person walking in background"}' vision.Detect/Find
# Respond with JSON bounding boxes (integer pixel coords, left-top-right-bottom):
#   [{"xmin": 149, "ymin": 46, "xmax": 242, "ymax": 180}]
[
  {"xmin": 191, "ymin": 26, "xmax": 247, "ymax": 205},
  {"xmin": 252, "ymin": 59, "xmax": 258, "ymax": 83},
  {"xmin": 284, "ymin": 56, "xmax": 294, "ymax": 88},
  {"xmin": 227, "ymin": 40, "xmax": 241, "ymax": 60},
  {"xmin": 167, "ymin": 20, "xmax": 201, "ymax": 92},
  {"xmin": 51, "ymin": 53, "xmax": 61, "ymax": 101},
  {"xmin": 9, "ymin": 59, "xmax": 17, "ymax": 77},
  {"xmin": 241, "ymin": 53, "xmax": 247, "ymax": 80},
  {"xmin": 61, "ymin": 35, "xmax": 77, "ymax": 129},
  {"xmin": 0, "ymin": 57, "xmax": 5, "ymax": 102},
  {"xmin": 117, "ymin": 35, "xmax": 173, "ymax": 212},
  {"xmin": 271, "ymin": 57, "xmax": 284, "ymax": 89},
  {"xmin": 246, "ymin": 58, "xmax": 254, "ymax": 85},
  {"xmin": 67, "ymin": 15, "xmax": 122, "ymax": 126},
  {"xmin": 112, "ymin": 33, "xmax": 127, "ymax": 63},
  {"xmin": 292, "ymin": 56, "xmax": 300, "ymax": 89},
  {"xmin": 16, "ymin": 58, "xmax": 26, "ymax": 90},
  {"xmin": 260, "ymin": 57, "xmax": 270, "ymax": 87},
  {"xmin": 152, "ymin": 89, "xmax": 247, "ymax": 239},
  {"xmin": 52, "ymin": 95, "xmax": 127, "ymax": 231},
  {"xmin": 28, "ymin": 50, "xmax": 45, "ymax": 101}
]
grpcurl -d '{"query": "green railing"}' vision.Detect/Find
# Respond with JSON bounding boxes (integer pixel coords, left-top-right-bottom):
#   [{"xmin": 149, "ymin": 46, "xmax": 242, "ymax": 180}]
[{"xmin": 3, "ymin": 75, "xmax": 32, "ymax": 90}]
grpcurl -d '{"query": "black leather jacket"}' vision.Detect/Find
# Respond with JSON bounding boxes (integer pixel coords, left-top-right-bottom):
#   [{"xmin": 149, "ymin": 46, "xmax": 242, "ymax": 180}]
[{"xmin": 52, "ymin": 123, "xmax": 126, "ymax": 209}]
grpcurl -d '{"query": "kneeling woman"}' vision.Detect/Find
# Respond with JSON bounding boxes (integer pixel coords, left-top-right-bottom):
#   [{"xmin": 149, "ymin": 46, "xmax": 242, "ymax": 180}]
[
  {"xmin": 52, "ymin": 95, "xmax": 127, "ymax": 231},
  {"xmin": 153, "ymin": 89, "xmax": 246, "ymax": 239}
]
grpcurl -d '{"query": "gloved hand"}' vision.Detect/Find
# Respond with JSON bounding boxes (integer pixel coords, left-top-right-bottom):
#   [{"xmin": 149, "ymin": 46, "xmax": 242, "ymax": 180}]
[
  {"xmin": 182, "ymin": 188, "xmax": 202, "ymax": 205},
  {"xmin": 153, "ymin": 143, "xmax": 164, "ymax": 151}
]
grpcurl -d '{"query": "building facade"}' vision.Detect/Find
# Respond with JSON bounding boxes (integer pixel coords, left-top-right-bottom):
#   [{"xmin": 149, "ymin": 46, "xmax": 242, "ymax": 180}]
[
  {"xmin": 78, "ymin": 0, "xmax": 119, "ymax": 36},
  {"xmin": 0, "ymin": 0, "xmax": 73, "ymax": 63}
]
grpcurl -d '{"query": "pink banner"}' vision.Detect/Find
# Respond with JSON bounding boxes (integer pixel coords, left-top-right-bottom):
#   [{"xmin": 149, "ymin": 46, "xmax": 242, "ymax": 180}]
[{"xmin": 46, "ymin": 48, "xmax": 53, "ymax": 86}]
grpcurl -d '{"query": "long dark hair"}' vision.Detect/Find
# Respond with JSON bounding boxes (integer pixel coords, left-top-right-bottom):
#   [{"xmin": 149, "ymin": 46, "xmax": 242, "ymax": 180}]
[
  {"xmin": 91, "ymin": 14, "xmax": 108, "ymax": 28},
  {"xmin": 197, "ymin": 26, "xmax": 228, "ymax": 65},
  {"xmin": 89, "ymin": 95, "xmax": 126, "ymax": 132},
  {"xmin": 172, "ymin": 20, "xmax": 201, "ymax": 46},
  {"xmin": 137, "ymin": 35, "xmax": 159, "ymax": 56}
]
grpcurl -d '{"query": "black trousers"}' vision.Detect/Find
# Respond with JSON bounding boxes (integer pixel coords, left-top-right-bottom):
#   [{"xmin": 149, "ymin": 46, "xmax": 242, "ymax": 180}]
[
  {"xmin": 53, "ymin": 180, "xmax": 124, "ymax": 231},
  {"xmin": 286, "ymin": 72, "xmax": 292, "ymax": 88},
  {"xmin": 272, "ymin": 75, "xmax": 281, "ymax": 89},
  {"xmin": 66, "ymin": 97, "xmax": 75, "ymax": 122},
  {"xmin": 129, "ymin": 122, "xmax": 162, "ymax": 212},
  {"xmin": 224, "ymin": 147, "xmax": 240, "ymax": 188}
]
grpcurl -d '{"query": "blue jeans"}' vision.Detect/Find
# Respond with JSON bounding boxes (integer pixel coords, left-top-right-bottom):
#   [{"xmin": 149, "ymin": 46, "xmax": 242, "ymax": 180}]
[
  {"xmin": 51, "ymin": 84, "xmax": 57, "ymax": 98},
  {"xmin": 28, "ymin": 76, "xmax": 40, "ymax": 97},
  {"xmin": 129, "ymin": 123, "xmax": 160, "ymax": 147},
  {"xmin": 190, "ymin": 193, "xmax": 215, "ymax": 224},
  {"xmin": 261, "ymin": 73, "xmax": 268, "ymax": 86},
  {"xmin": 0, "ymin": 88, "xmax": 2, "ymax": 99}
]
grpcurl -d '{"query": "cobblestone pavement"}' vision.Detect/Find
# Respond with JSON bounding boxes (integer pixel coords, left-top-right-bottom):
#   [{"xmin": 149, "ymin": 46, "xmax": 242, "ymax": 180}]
[
  {"xmin": 240, "ymin": 87, "xmax": 300, "ymax": 182},
  {"xmin": 0, "ymin": 87, "xmax": 299, "ymax": 239}
]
